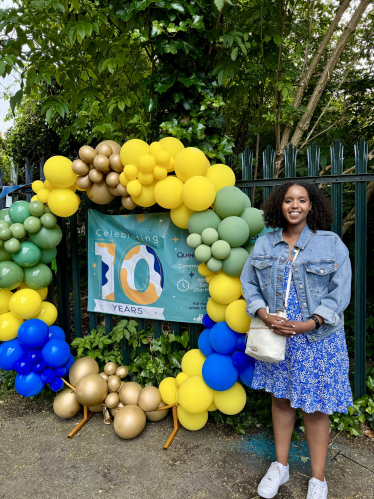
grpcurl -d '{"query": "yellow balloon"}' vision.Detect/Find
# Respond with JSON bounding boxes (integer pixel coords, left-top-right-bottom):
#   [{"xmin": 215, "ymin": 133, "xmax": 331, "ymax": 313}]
[
  {"xmin": 0, "ymin": 289, "xmax": 13, "ymax": 314},
  {"xmin": 138, "ymin": 171, "xmax": 154, "ymax": 185},
  {"xmin": 166, "ymin": 157, "xmax": 175, "ymax": 172},
  {"xmin": 75, "ymin": 185, "xmax": 86, "ymax": 192},
  {"xmin": 181, "ymin": 349, "xmax": 206, "ymax": 377},
  {"xmin": 123, "ymin": 164, "xmax": 139, "ymax": 180},
  {"xmin": 67, "ymin": 183, "xmax": 76, "ymax": 193},
  {"xmin": 126, "ymin": 179, "xmax": 143, "ymax": 197},
  {"xmin": 44, "ymin": 156, "xmax": 77, "ymax": 188},
  {"xmin": 120, "ymin": 139, "xmax": 149, "ymax": 168},
  {"xmin": 19, "ymin": 283, "xmax": 48, "ymax": 301},
  {"xmin": 0, "ymin": 312, "xmax": 23, "ymax": 341},
  {"xmin": 208, "ymin": 401, "xmax": 217, "ymax": 412},
  {"xmin": 198, "ymin": 263, "xmax": 212, "ymax": 277},
  {"xmin": 31, "ymin": 195, "xmax": 38, "ymax": 202},
  {"xmin": 205, "ymin": 164, "xmax": 236, "ymax": 192},
  {"xmin": 213, "ymin": 382, "xmax": 247, "ymax": 415},
  {"xmin": 32, "ymin": 180, "xmax": 44, "ymax": 194},
  {"xmin": 159, "ymin": 137, "xmax": 185, "ymax": 160},
  {"xmin": 182, "ymin": 176, "xmax": 216, "ymax": 211},
  {"xmin": 175, "ymin": 372, "xmax": 189, "ymax": 388},
  {"xmin": 209, "ymin": 273, "xmax": 242, "ymax": 305},
  {"xmin": 170, "ymin": 203, "xmax": 194, "ymax": 229},
  {"xmin": 32, "ymin": 301, "xmax": 58, "ymax": 326},
  {"xmin": 37, "ymin": 189, "xmax": 50, "ymax": 204},
  {"xmin": 154, "ymin": 176, "xmax": 183, "ymax": 209},
  {"xmin": 119, "ymin": 172, "xmax": 129, "ymax": 187},
  {"xmin": 174, "ymin": 147, "xmax": 209, "ymax": 182},
  {"xmin": 138, "ymin": 154, "xmax": 156, "ymax": 173},
  {"xmin": 48, "ymin": 188, "xmax": 80, "ymax": 217},
  {"xmin": 44, "ymin": 179, "xmax": 56, "ymax": 191},
  {"xmin": 155, "ymin": 150, "xmax": 170, "ymax": 166},
  {"xmin": 177, "ymin": 406, "xmax": 208, "ymax": 431},
  {"xmin": 149, "ymin": 142, "xmax": 164, "ymax": 158},
  {"xmin": 178, "ymin": 376, "xmax": 213, "ymax": 414},
  {"xmin": 159, "ymin": 377, "xmax": 177, "ymax": 405},
  {"xmin": 206, "ymin": 297, "xmax": 227, "ymax": 322},
  {"xmin": 153, "ymin": 166, "xmax": 168, "ymax": 180},
  {"xmin": 205, "ymin": 272, "xmax": 217, "ymax": 283},
  {"xmin": 225, "ymin": 299, "xmax": 251, "ymax": 333},
  {"xmin": 131, "ymin": 180, "xmax": 157, "ymax": 208},
  {"xmin": 9, "ymin": 289, "xmax": 42, "ymax": 320}
]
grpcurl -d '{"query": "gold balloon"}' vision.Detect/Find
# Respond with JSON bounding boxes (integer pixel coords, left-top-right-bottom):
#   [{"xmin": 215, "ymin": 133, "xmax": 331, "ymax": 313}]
[
  {"xmin": 88, "ymin": 168, "xmax": 104, "ymax": 184},
  {"xmin": 96, "ymin": 143, "xmax": 113, "ymax": 158},
  {"xmin": 72, "ymin": 159, "xmax": 89, "ymax": 176},
  {"xmin": 105, "ymin": 392, "xmax": 120, "ymax": 409},
  {"xmin": 122, "ymin": 196, "xmax": 137, "ymax": 210},
  {"xmin": 53, "ymin": 388, "xmax": 81, "ymax": 419},
  {"xmin": 104, "ymin": 362, "xmax": 117, "ymax": 375},
  {"xmin": 118, "ymin": 381, "xmax": 125, "ymax": 392},
  {"xmin": 88, "ymin": 162, "xmax": 95, "ymax": 169},
  {"xmin": 116, "ymin": 366, "xmax": 128, "ymax": 379},
  {"xmin": 107, "ymin": 375, "xmax": 121, "ymax": 392},
  {"xmin": 146, "ymin": 401, "xmax": 169, "ymax": 422},
  {"xmin": 109, "ymin": 154, "xmax": 124, "ymax": 173},
  {"xmin": 116, "ymin": 183, "xmax": 128, "ymax": 197},
  {"xmin": 119, "ymin": 381, "xmax": 142, "ymax": 406},
  {"xmin": 138, "ymin": 386, "xmax": 162, "ymax": 412},
  {"xmin": 97, "ymin": 140, "xmax": 121, "ymax": 155},
  {"xmin": 76, "ymin": 174, "xmax": 92, "ymax": 189},
  {"xmin": 93, "ymin": 154, "xmax": 110, "ymax": 171},
  {"xmin": 99, "ymin": 372, "xmax": 108, "ymax": 381},
  {"xmin": 109, "ymin": 185, "xmax": 121, "ymax": 196},
  {"xmin": 86, "ymin": 180, "xmax": 115, "ymax": 204},
  {"xmin": 79, "ymin": 145, "xmax": 97, "ymax": 163},
  {"xmin": 106, "ymin": 172, "xmax": 120, "ymax": 187},
  {"xmin": 113, "ymin": 405, "xmax": 146, "ymax": 439},
  {"xmin": 110, "ymin": 401, "xmax": 124, "ymax": 417},
  {"xmin": 69, "ymin": 357, "xmax": 99, "ymax": 387},
  {"xmin": 89, "ymin": 404, "xmax": 104, "ymax": 413},
  {"xmin": 75, "ymin": 374, "xmax": 108, "ymax": 407}
]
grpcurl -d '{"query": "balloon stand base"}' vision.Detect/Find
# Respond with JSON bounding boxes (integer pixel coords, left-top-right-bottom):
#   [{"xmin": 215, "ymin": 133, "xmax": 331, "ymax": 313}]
[
  {"xmin": 68, "ymin": 406, "xmax": 94, "ymax": 439},
  {"xmin": 163, "ymin": 406, "xmax": 181, "ymax": 450}
]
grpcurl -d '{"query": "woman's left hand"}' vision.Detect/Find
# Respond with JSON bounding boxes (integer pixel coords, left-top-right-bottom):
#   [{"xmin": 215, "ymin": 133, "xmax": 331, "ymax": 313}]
[{"xmin": 270, "ymin": 319, "xmax": 316, "ymax": 337}]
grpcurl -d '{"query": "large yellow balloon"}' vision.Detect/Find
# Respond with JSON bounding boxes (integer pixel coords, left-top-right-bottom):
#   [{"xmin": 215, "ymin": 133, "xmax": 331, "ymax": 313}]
[
  {"xmin": 19, "ymin": 283, "xmax": 48, "ymax": 301},
  {"xmin": 178, "ymin": 376, "xmax": 214, "ymax": 414},
  {"xmin": 174, "ymin": 147, "xmax": 209, "ymax": 182},
  {"xmin": 170, "ymin": 203, "xmax": 194, "ymax": 229},
  {"xmin": 48, "ymin": 188, "xmax": 80, "ymax": 217},
  {"xmin": 177, "ymin": 406, "xmax": 208, "ymax": 431},
  {"xmin": 9, "ymin": 289, "xmax": 42, "ymax": 320},
  {"xmin": 181, "ymin": 349, "xmax": 206, "ymax": 377},
  {"xmin": 0, "ymin": 289, "xmax": 12, "ymax": 314},
  {"xmin": 0, "ymin": 312, "xmax": 23, "ymax": 341},
  {"xmin": 120, "ymin": 139, "xmax": 149, "ymax": 168},
  {"xmin": 159, "ymin": 137, "xmax": 185, "ymax": 160},
  {"xmin": 208, "ymin": 401, "xmax": 217, "ymax": 411},
  {"xmin": 209, "ymin": 273, "xmax": 242, "ymax": 305},
  {"xmin": 175, "ymin": 372, "xmax": 189, "ymax": 388},
  {"xmin": 131, "ymin": 180, "xmax": 157, "ymax": 208},
  {"xmin": 44, "ymin": 156, "xmax": 77, "ymax": 188},
  {"xmin": 32, "ymin": 301, "xmax": 58, "ymax": 326},
  {"xmin": 159, "ymin": 377, "xmax": 177, "ymax": 405},
  {"xmin": 182, "ymin": 176, "xmax": 216, "ymax": 211},
  {"xmin": 225, "ymin": 299, "xmax": 251, "ymax": 333},
  {"xmin": 32, "ymin": 180, "xmax": 44, "ymax": 194},
  {"xmin": 213, "ymin": 382, "xmax": 247, "ymax": 415},
  {"xmin": 205, "ymin": 164, "xmax": 236, "ymax": 192},
  {"xmin": 154, "ymin": 176, "xmax": 183, "ymax": 209},
  {"xmin": 206, "ymin": 297, "xmax": 227, "ymax": 322}
]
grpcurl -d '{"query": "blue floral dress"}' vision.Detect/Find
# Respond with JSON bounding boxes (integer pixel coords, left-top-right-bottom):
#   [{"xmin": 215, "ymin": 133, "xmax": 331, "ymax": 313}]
[{"xmin": 251, "ymin": 259, "xmax": 353, "ymax": 414}]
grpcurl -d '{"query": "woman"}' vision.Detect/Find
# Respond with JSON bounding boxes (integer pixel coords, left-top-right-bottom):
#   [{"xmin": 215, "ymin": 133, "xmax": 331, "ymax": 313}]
[{"xmin": 240, "ymin": 181, "xmax": 353, "ymax": 499}]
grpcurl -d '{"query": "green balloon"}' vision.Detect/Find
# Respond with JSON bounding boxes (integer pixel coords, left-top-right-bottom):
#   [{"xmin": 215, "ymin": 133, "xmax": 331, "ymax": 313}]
[
  {"xmin": 207, "ymin": 257, "xmax": 222, "ymax": 273},
  {"xmin": 211, "ymin": 240, "xmax": 231, "ymax": 260},
  {"xmin": 24, "ymin": 263, "xmax": 52, "ymax": 289},
  {"xmin": 29, "ymin": 225, "xmax": 63, "ymax": 249},
  {"xmin": 10, "ymin": 223, "xmax": 26, "ymax": 239},
  {"xmin": 0, "ymin": 261, "xmax": 24, "ymax": 290},
  {"xmin": 0, "ymin": 228, "xmax": 12, "ymax": 241},
  {"xmin": 44, "ymin": 206, "xmax": 52, "ymax": 214},
  {"xmin": 0, "ymin": 209, "xmax": 11, "ymax": 222},
  {"xmin": 4, "ymin": 238, "xmax": 21, "ymax": 254},
  {"xmin": 24, "ymin": 216, "xmax": 42, "ymax": 234},
  {"xmin": 29, "ymin": 200, "xmax": 45, "ymax": 217},
  {"xmin": 213, "ymin": 186, "xmax": 246, "ymax": 219},
  {"xmin": 0, "ymin": 240, "xmax": 3, "ymax": 249},
  {"xmin": 40, "ymin": 213, "xmax": 57, "ymax": 228},
  {"xmin": 39, "ymin": 247, "xmax": 57, "ymax": 264},
  {"xmin": 13, "ymin": 241, "xmax": 42, "ymax": 268},
  {"xmin": 201, "ymin": 228, "xmax": 219, "ymax": 246},
  {"xmin": 187, "ymin": 233, "xmax": 202, "ymax": 249},
  {"xmin": 0, "ymin": 248, "xmax": 12, "ymax": 262},
  {"xmin": 240, "ymin": 208, "xmax": 265, "ymax": 238},
  {"xmin": 194, "ymin": 244, "xmax": 212, "ymax": 263},
  {"xmin": 244, "ymin": 195, "xmax": 251, "ymax": 208},
  {"xmin": 243, "ymin": 242, "xmax": 255, "ymax": 255},
  {"xmin": 222, "ymin": 248, "xmax": 249, "ymax": 277},
  {"xmin": 218, "ymin": 217, "xmax": 249, "ymax": 248},
  {"xmin": 188, "ymin": 209, "xmax": 222, "ymax": 235},
  {"xmin": 0, "ymin": 221, "xmax": 10, "ymax": 229},
  {"xmin": 9, "ymin": 201, "xmax": 31, "ymax": 224}
]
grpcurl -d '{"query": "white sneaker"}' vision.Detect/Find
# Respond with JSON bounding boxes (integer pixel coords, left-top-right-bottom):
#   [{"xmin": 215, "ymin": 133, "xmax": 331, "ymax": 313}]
[
  {"xmin": 306, "ymin": 477, "xmax": 328, "ymax": 499},
  {"xmin": 257, "ymin": 461, "xmax": 290, "ymax": 498}
]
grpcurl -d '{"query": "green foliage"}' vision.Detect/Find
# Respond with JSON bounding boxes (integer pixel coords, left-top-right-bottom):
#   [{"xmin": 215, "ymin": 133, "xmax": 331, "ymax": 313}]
[{"xmin": 0, "ymin": 369, "xmax": 16, "ymax": 397}]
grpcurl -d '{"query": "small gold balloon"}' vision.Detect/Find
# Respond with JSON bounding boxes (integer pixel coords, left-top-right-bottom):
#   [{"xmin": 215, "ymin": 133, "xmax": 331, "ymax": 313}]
[
  {"xmin": 69, "ymin": 357, "xmax": 99, "ymax": 387},
  {"xmin": 96, "ymin": 143, "xmax": 113, "ymax": 158},
  {"xmin": 88, "ymin": 168, "xmax": 104, "ymax": 184},
  {"xmin": 75, "ymin": 373, "xmax": 108, "ymax": 407},
  {"xmin": 93, "ymin": 154, "xmax": 110, "ymax": 171},
  {"xmin": 53, "ymin": 388, "xmax": 81, "ymax": 419},
  {"xmin": 109, "ymin": 185, "xmax": 121, "ymax": 196},
  {"xmin": 88, "ymin": 162, "xmax": 95, "ymax": 169},
  {"xmin": 106, "ymin": 172, "xmax": 120, "ymax": 187},
  {"xmin": 119, "ymin": 381, "xmax": 142, "ymax": 406},
  {"xmin": 113, "ymin": 405, "xmax": 146, "ymax": 439},
  {"xmin": 109, "ymin": 401, "xmax": 124, "ymax": 418},
  {"xmin": 79, "ymin": 145, "xmax": 97, "ymax": 163},
  {"xmin": 109, "ymin": 154, "xmax": 124, "ymax": 173},
  {"xmin": 138, "ymin": 386, "xmax": 162, "ymax": 412},
  {"xmin": 104, "ymin": 362, "xmax": 117, "ymax": 375},
  {"xmin": 105, "ymin": 392, "xmax": 120, "ymax": 409},
  {"xmin": 116, "ymin": 183, "xmax": 128, "ymax": 197},
  {"xmin": 76, "ymin": 174, "xmax": 92, "ymax": 189},
  {"xmin": 97, "ymin": 140, "xmax": 121, "ymax": 155},
  {"xmin": 118, "ymin": 381, "xmax": 125, "ymax": 392},
  {"xmin": 72, "ymin": 159, "xmax": 89, "ymax": 176},
  {"xmin": 99, "ymin": 372, "xmax": 108, "ymax": 381},
  {"xmin": 86, "ymin": 180, "xmax": 115, "ymax": 204},
  {"xmin": 89, "ymin": 404, "xmax": 104, "ymax": 413},
  {"xmin": 146, "ymin": 401, "xmax": 169, "ymax": 422},
  {"xmin": 107, "ymin": 375, "xmax": 121, "ymax": 392},
  {"xmin": 116, "ymin": 366, "xmax": 128, "ymax": 379},
  {"xmin": 122, "ymin": 196, "xmax": 137, "ymax": 210}
]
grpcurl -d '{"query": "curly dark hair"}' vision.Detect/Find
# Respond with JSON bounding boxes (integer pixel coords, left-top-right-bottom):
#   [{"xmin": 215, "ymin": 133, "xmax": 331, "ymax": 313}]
[{"xmin": 263, "ymin": 181, "xmax": 333, "ymax": 232}]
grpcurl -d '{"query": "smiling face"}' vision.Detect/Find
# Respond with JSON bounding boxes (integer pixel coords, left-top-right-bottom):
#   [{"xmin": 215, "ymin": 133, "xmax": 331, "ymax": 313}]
[{"xmin": 282, "ymin": 184, "xmax": 312, "ymax": 228}]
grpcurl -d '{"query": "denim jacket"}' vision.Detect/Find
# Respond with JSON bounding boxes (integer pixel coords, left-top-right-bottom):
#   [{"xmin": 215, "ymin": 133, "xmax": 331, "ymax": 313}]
[{"xmin": 240, "ymin": 224, "xmax": 352, "ymax": 343}]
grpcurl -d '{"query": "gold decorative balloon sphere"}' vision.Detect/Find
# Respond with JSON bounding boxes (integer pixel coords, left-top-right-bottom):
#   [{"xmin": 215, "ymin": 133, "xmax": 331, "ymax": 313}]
[
  {"xmin": 110, "ymin": 401, "xmax": 124, "ymax": 418},
  {"xmin": 119, "ymin": 381, "xmax": 142, "ymax": 406},
  {"xmin": 104, "ymin": 362, "xmax": 117, "ymax": 375},
  {"xmin": 69, "ymin": 357, "xmax": 99, "ymax": 387},
  {"xmin": 138, "ymin": 386, "xmax": 162, "ymax": 412},
  {"xmin": 75, "ymin": 373, "xmax": 108, "ymax": 407},
  {"xmin": 122, "ymin": 196, "xmax": 137, "ymax": 210},
  {"xmin": 113, "ymin": 405, "xmax": 146, "ymax": 439},
  {"xmin": 93, "ymin": 154, "xmax": 110, "ymax": 171},
  {"xmin": 53, "ymin": 388, "xmax": 81, "ymax": 419},
  {"xmin": 146, "ymin": 401, "xmax": 169, "ymax": 422},
  {"xmin": 97, "ymin": 140, "xmax": 121, "ymax": 155},
  {"xmin": 107, "ymin": 375, "xmax": 121, "ymax": 392},
  {"xmin": 109, "ymin": 154, "xmax": 124, "ymax": 173},
  {"xmin": 109, "ymin": 186, "xmax": 120, "ymax": 196},
  {"xmin": 115, "ymin": 366, "xmax": 128, "ymax": 379},
  {"xmin": 86, "ymin": 180, "xmax": 115, "ymax": 205},
  {"xmin": 96, "ymin": 143, "xmax": 113, "ymax": 158},
  {"xmin": 99, "ymin": 372, "xmax": 108, "ymax": 381},
  {"xmin": 116, "ymin": 184, "xmax": 128, "ymax": 197},
  {"xmin": 72, "ymin": 159, "xmax": 89, "ymax": 176},
  {"xmin": 79, "ymin": 145, "xmax": 97, "ymax": 163},
  {"xmin": 89, "ymin": 404, "xmax": 104, "ymax": 413},
  {"xmin": 76, "ymin": 175, "xmax": 92, "ymax": 190},
  {"xmin": 105, "ymin": 392, "xmax": 120, "ymax": 409},
  {"xmin": 88, "ymin": 169, "xmax": 104, "ymax": 184},
  {"xmin": 106, "ymin": 172, "xmax": 120, "ymax": 187}
]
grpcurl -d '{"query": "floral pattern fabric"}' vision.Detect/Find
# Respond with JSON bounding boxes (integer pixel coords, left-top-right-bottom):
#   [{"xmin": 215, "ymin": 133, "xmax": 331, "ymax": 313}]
[{"xmin": 251, "ymin": 259, "xmax": 353, "ymax": 414}]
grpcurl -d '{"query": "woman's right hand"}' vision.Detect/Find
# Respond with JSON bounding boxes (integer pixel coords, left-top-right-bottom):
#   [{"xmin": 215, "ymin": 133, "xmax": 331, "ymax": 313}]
[{"xmin": 264, "ymin": 315, "xmax": 296, "ymax": 337}]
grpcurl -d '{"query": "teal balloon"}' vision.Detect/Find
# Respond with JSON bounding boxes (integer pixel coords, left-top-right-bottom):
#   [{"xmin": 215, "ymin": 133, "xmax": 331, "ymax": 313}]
[
  {"xmin": 188, "ymin": 209, "xmax": 222, "ymax": 235},
  {"xmin": 187, "ymin": 233, "xmax": 202, "ymax": 249},
  {"xmin": 10, "ymin": 223, "xmax": 26, "ymax": 239},
  {"xmin": 24, "ymin": 263, "xmax": 52, "ymax": 290},
  {"xmin": 222, "ymin": 248, "xmax": 249, "ymax": 277},
  {"xmin": 243, "ymin": 242, "xmax": 255, "ymax": 254},
  {"xmin": 40, "ymin": 213, "xmax": 57, "ymax": 229},
  {"xmin": 0, "ymin": 228, "xmax": 11, "ymax": 241},
  {"xmin": 29, "ymin": 225, "xmax": 62, "ymax": 249},
  {"xmin": 0, "ymin": 248, "xmax": 12, "ymax": 262},
  {"xmin": 24, "ymin": 216, "xmax": 42, "ymax": 234},
  {"xmin": 207, "ymin": 257, "xmax": 222, "ymax": 273},
  {"xmin": 9, "ymin": 201, "xmax": 31, "ymax": 224},
  {"xmin": 201, "ymin": 228, "xmax": 219, "ymax": 246},
  {"xmin": 0, "ymin": 221, "xmax": 10, "ymax": 229},
  {"xmin": 218, "ymin": 217, "xmax": 249, "ymax": 248},
  {"xmin": 0, "ymin": 209, "xmax": 11, "ymax": 222},
  {"xmin": 211, "ymin": 240, "xmax": 231, "ymax": 259},
  {"xmin": 240, "ymin": 208, "xmax": 265, "ymax": 238},
  {"xmin": 213, "ymin": 186, "xmax": 246, "ymax": 219},
  {"xmin": 4, "ymin": 238, "xmax": 21, "ymax": 254},
  {"xmin": 13, "ymin": 241, "xmax": 41, "ymax": 268},
  {"xmin": 39, "ymin": 247, "xmax": 57, "ymax": 264},
  {"xmin": 0, "ymin": 261, "xmax": 24, "ymax": 290},
  {"xmin": 195, "ymin": 244, "xmax": 212, "ymax": 263},
  {"xmin": 29, "ymin": 200, "xmax": 45, "ymax": 217}
]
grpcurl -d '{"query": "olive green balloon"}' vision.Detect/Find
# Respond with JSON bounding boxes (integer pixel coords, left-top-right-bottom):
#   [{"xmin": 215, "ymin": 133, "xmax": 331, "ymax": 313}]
[
  {"xmin": 13, "ymin": 241, "xmax": 41, "ymax": 268},
  {"xmin": 243, "ymin": 242, "xmax": 255, "ymax": 254},
  {"xmin": 40, "ymin": 213, "xmax": 57, "ymax": 229},
  {"xmin": 201, "ymin": 228, "xmax": 219, "ymax": 246},
  {"xmin": 187, "ymin": 233, "xmax": 202, "ymax": 249},
  {"xmin": 10, "ymin": 223, "xmax": 26, "ymax": 239},
  {"xmin": 0, "ymin": 209, "xmax": 11, "ymax": 222},
  {"xmin": 240, "ymin": 208, "xmax": 265, "ymax": 238},
  {"xmin": 218, "ymin": 217, "xmax": 249, "ymax": 248},
  {"xmin": 4, "ymin": 238, "xmax": 21, "ymax": 254},
  {"xmin": 0, "ymin": 240, "xmax": 3, "ymax": 249},
  {"xmin": 29, "ymin": 200, "xmax": 45, "ymax": 217},
  {"xmin": 29, "ymin": 225, "xmax": 63, "ymax": 249},
  {"xmin": 211, "ymin": 240, "xmax": 231, "ymax": 260},
  {"xmin": 39, "ymin": 247, "xmax": 57, "ymax": 264},
  {"xmin": 24, "ymin": 263, "xmax": 52, "ymax": 289},
  {"xmin": 213, "ymin": 186, "xmax": 246, "ymax": 219},
  {"xmin": 207, "ymin": 257, "xmax": 222, "ymax": 273},
  {"xmin": 0, "ymin": 261, "xmax": 24, "ymax": 290},
  {"xmin": 194, "ymin": 244, "xmax": 212, "ymax": 263},
  {"xmin": 44, "ymin": 206, "xmax": 52, "ymax": 214},
  {"xmin": 0, "ymin": 248, "xmax": 12, "ymax": 262},
  {"xmin": 188, "ymin": 209, "xmax": 222, "ymax": 235},
  {"xmin": 24, "ymin": 216, "xmax": 42, "ymax": 234},
  {"xmin": 9, "ymin": 201, "xmax": 31, "ymax": 224},
  {"xmin": 222, "ymin": 248, "xmax": 249, "ymax": 277},
  {"xmin": 0, "ymin": 221, "xmax": 9, "ymax": 229},
  {"xmin": 0, "ymin": 228, "xmax": 12, "ymax": 241}
]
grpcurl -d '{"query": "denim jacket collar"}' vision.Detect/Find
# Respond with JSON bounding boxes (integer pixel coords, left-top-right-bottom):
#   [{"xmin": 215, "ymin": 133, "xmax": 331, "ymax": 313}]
[{"xmin": 272, "ymin": 224, "xmax": 313, "ymax": 249}]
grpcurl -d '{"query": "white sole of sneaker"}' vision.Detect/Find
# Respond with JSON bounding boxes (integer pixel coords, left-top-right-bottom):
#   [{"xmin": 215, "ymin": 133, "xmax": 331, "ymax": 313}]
[{"xmin": 257, "ymin": 471, "xmax": 290, "ymax": 499}]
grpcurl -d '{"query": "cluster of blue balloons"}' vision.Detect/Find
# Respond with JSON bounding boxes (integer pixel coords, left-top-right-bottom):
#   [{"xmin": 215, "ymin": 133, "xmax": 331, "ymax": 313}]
[
  {"xmin": 199, "ymin": 313, "xmax": 255, "ymax": 392},
  {"xmin": 0, "ymin": 319, "xmax": 74, "ymax": 397}
]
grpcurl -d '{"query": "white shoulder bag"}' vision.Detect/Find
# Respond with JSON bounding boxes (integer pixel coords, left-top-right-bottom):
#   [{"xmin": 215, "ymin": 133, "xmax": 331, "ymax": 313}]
[{"xmin": 245, "ymin": 249, "xmax": 300, "ymax": 363}]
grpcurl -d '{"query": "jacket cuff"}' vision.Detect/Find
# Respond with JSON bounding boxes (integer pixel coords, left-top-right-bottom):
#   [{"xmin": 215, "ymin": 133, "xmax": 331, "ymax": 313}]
[
  {"xmin": 312, "ymin": 305, "xmax": 340, "ymax": 326},
  {"xmin": 246, "ymin": 299, "xmax": 267, "ymax": 318}
]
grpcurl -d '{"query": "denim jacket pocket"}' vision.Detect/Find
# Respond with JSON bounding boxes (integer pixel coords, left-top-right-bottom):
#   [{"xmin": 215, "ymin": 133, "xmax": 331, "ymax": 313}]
[
  {"xmin": 251, "ymin": 256, "xmax": 274, "ymax": 289},
  {"xmin": 305, "ymin": 260, "xmax": 336, "ymax": 293}
]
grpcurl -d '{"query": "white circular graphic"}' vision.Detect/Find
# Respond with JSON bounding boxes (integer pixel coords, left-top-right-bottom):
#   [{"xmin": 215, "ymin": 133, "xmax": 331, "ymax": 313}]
[{"xmin": 177, "ymin": 279, "xmax": 189, "ymax": 292}]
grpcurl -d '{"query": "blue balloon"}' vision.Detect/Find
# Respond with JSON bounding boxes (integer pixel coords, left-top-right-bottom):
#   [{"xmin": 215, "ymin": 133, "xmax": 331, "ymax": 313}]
[
  {"xmin": 198, "ymin": 329, "xmax": 215, "ymax": 357},
  {"xmin": 210, "ymin": 322, "xmax": 240, "ymax": 355},
  {"xmin": 232, "ymin": 351, "xmax": 250, "ymax": 372},
  {"xmin": 239, "ymin": 357, "xmax": 256, "ymax": 388},
  {"xmin": 202, "ymin": 313, "xmax": 216, "ymax": 329},
  {"xmin": 15, "ymin": 372, "xmax": 44, "ymax": 397},
  {"xmin": 18, "ymin": 319, "xmax": 49, "ymax": 349},
  {"xmin": 237, "ymin": 335, "xmax": 247, "ymax": 353},
  {"xmin": 50, "ymin": 377, "xmax": 64, "ymax": 392},
  {"xmin": 0, "ymin": 338, "xmax": 25, "ymax": 370},
  {"xmin": 33, "ymin": 361, "xmax": 46, "ymax": 373},
  {"xmin": 41, "ymin": 368, "xmax": 56, "ymax": 384},
  {"xmin": 15, "ymin": 358, "xmax": 32, "ymax": 375},
  {"xmin": 54, "ymin": 366, "xmax": 66, "ymax": 377},
  {"xmin": 27, "ymin": 349, "xmax": 42, "ymax": 364},
  {"xmin": 41, "ymin": 340, "xmax": 70, "ymax": 368},
  {"xmin": 202, "ymin": 353, "xmax": 238, "ymax": 391},
  {"xmin": 48, "ymin": 325, "xmax": 66, "ymax": 341},
  {"xmin": 63, "ymin": 353, "xmax": 75, "ymax": 373}
]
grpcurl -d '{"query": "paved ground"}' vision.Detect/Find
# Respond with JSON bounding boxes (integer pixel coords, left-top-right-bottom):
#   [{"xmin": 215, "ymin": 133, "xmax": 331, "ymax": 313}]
[{"xmin": 0, "ymin": 395, "xmax": 373, "ymax": 499}]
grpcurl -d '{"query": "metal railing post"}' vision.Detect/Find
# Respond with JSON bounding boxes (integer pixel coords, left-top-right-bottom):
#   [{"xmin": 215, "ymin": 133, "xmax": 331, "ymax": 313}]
[
  {"xmin": 331, "ymin": 139, "xmax": 344, "ymax": 238},
  {"xmin": 263, "ymin": 146, "xmax": 275, "ymax": 203}
]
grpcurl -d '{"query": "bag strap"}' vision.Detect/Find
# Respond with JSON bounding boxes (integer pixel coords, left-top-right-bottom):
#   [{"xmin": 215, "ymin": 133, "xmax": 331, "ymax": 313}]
[{"xmin": 284, "ymin": 248, "xmax": 300, "ymax": 310}]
